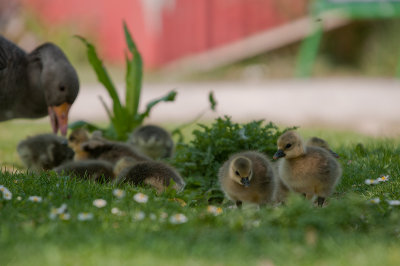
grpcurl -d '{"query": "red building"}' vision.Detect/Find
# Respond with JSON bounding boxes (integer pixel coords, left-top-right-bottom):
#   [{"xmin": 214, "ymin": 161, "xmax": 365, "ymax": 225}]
[{"xmin": 21, "ymin": 0, "xmax": 308, "ymax": 69}]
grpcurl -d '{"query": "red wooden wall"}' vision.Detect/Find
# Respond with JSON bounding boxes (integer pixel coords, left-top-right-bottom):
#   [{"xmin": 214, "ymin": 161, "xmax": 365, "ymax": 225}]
[{"xmin": 21, "ymin": 0, "xmax": 308, "ymax": 69}]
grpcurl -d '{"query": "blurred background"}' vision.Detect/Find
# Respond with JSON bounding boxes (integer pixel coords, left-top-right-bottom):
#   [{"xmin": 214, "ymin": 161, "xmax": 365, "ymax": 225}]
[{"xmin": 1, "ymin": 0, "xmax": 400, "ymax": 136}]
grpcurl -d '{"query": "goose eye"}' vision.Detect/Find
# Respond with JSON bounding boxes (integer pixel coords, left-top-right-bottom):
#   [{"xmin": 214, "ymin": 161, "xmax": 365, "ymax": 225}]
[
  {"xmin": 285, "ymin": 143, "xmax": 292, "ymax": 149},
  {"xmin": 59, "ymin": 86, "xmax": 65, "ymax": 92},
  {"xmin": 235, "ymin": 171, "xmax": 240, "ymax": 176}
]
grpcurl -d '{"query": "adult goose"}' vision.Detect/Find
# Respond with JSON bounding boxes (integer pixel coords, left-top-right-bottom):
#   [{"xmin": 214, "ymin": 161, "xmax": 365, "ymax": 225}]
[{"xmin": 0, "ymin": 36, "xmax": 79, "ymax": 136}]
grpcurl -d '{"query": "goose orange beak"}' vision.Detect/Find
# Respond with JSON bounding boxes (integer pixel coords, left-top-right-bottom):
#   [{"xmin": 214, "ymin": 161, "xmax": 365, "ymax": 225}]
[{"xmin": 48, "ymin": 102, "xmax": 71, "ymax": 136}]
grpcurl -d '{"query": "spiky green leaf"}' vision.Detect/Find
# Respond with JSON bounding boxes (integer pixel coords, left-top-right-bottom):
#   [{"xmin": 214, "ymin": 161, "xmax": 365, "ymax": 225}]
[{"xmin": 123, "ymin": 22, "xmax": 143, "ymax": 117}]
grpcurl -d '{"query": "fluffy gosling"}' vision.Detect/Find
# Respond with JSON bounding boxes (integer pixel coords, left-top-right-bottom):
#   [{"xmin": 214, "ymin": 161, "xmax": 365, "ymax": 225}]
[
  {"xmin": 128, "ymin": 125, "xmax": 174, "ymax": 159},
  {"xmin": 114, "ymin": 157, "xmax": 185, "ymax": 193},
  {"xmin": 218, "ymin": 151, "xmax": 277, "ymax": 207},
  {"xmin": 17, "ymin": 133, "xmax": 74, "ymax": 172},
  {"xmin": 273, "ymin": 131, "xmax": 342, "ymax": 206},
  {"xmin": 54, "ymin": 160, "xmax": 114, "ymax": 183},
  {"xmin": 68, "ymin": 128, "xmax": 90, "ymax": 160},
  {"xmin": 68, "ymin": 128, "xmax": 151, "ymax": 164}
]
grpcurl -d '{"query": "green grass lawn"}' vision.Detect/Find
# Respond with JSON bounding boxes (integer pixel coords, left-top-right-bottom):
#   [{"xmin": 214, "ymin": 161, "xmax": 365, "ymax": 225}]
[{"xmin": 1, "ymin": 121, "xmax": 400, "ymax": 265}]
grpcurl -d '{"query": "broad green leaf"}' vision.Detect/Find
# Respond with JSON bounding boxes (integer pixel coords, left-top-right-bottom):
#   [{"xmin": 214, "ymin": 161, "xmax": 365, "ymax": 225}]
[
  {"xmin": 68, "ymin": 120, "xmax": 104, "ymax": 132},
  {"xmin": 138, "ymin": 90, "xmax": 177, "ymax": 121},
  {"xmin": 123, "ymin": 22, "xmax": 143, "ymax": 117},
  {"xmin": 75, "ymin": 36, "xmax": 124, "ymax": 119}
]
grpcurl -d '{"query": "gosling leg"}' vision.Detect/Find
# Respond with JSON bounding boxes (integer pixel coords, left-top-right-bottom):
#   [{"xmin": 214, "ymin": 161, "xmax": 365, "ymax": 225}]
[{"xmin": 317, "ymin": 197, "xmax": 325, "ymax": 207}]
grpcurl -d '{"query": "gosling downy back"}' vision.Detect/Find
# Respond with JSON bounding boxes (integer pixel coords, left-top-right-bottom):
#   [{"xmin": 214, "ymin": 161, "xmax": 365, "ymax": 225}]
[
  {"xmin": 114, "ymin": 157, "xmax": 185, "ymax": 193},
  {"xmin": 54, "ymin": 160, "xmax": 114, "ymax": 183},
  {"xmin": 306, "ymin": 137, "xmax": 339, "ymax": 158},
  {"xmin": 128, "ymin": 125, "xmax": 174, "ymax": 159}
]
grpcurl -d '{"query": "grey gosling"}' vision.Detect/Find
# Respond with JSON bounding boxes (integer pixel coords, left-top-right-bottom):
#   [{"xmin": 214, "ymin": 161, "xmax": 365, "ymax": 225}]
[
  {"xmin": 17, "ymin": 133, "xmax": 74, "ymax": 172},
  {"xmin": 114, "ymin": 157, "xmax": 185, "ymax": 193},
  {"xmin": 273, "ymin": 131, "xmax": 342, "ymax": 207},
  {"xmin": 0, "ymin": 36, "xmax": 79, "ymax": 136},
  {"xmin": 306, "ymin": 137, "xmax": 339, "ymax": 158},
  {"xmin": 218, "ymin": 151, "xmax": 277, "ymax": 207},
  {"xmin": 54, "ymin": 160, "xmax": 114, "ymax": 183},
  {"xmin": 128, "ymin": 125, "xmax": 174, "ymax": 159}
]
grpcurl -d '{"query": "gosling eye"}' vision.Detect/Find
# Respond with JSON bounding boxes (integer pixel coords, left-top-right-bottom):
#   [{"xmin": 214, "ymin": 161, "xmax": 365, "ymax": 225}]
[
  {"xmin": 59, "ymin": 86, "xmax": 66, "ymax": 92},
  {"xmin": 285, "ymin": 143, "xmax": 292, "ymax": 149},
  {"xmin": 235, "ymin": 171, "xmax": 240, "ymax": 176}
]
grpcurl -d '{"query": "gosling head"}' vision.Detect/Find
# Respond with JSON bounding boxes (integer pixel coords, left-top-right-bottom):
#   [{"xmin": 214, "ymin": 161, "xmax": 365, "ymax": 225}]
[
  {"xmin": 68, "ymin": 128, "xmax": 90, "ymax": 150},
  {"xmin": 274, "ymin": 130, "xmax": 305, "ymax": 160},
  {"xmin": 230, "ymin": 156, "xmax": 253, "ymax": 187}
]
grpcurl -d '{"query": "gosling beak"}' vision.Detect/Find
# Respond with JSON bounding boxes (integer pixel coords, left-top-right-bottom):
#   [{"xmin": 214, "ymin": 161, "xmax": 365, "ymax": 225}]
[
  {"xmin": 241, "ymin": 177, "xmax": 250, "ymax": 187},
  {"xmin": 273, "ymin": 149, "xmax": 286, "ymax": 160},
  {"xmin": 48, "ymin": 102, "xmax": 71, "ymax": 136},
  {"xmin": 329, "ymin": 149, "xmax": 340, "ymax": 158}
]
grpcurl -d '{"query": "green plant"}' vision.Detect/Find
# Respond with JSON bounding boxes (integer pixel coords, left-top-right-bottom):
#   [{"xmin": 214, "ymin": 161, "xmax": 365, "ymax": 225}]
[
  {"xmin": 70, "ymin": 22, "xmax": 176, "ymax": 140},
  {"xmin": 170, "ymin": 116, "xmax": 296, "ymax": 202}
]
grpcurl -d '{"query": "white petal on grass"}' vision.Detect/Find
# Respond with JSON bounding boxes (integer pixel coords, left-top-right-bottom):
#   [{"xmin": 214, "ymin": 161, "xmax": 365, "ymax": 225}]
[
  {"xmin": 159, "ymin": 212, "xmax": 168, "ymax": 222},
  {"xmin": 78, "ymin": 212, "xmax": 94, "ymax": 221},
  {"xmin": 28, "ymin": 196, "xmax": 42, "ymax": 202},
  {"xmin": 377, "ymin": 175, "xmax": 390, "ymax": 182},
  {"xmin": 0, "ymin": 186, "xmax": 11, "ymax": 195},
  {"xmin": 133, "ymin": 211, "xmax": 146, "ymax": 221},
  {"xmin": 17, "ymin": 196, "xmax": 22, "ymax": 201},
  {"xmin": 113, "ymin": 189, "xmax": 126, "ymax": 199},
  {"xmin": 3, "ymin": 191, "xmax": 12, "ymax": 200},
  {"xmin": 111, "ymin": 207, "xmax": 124, "ymax": 216},
  {"xmin": 49, "ymin": 208, "xmax": 58, "ymax": 220},
  {"xmin": 93, "ymin": 199, "xmax": 107, "ymax": 208},
  {"xmin": 370, "ymin": 198, "xmax": 380, "ymax": 204},
  {"xmin": 207, "ymin": 205, "xmax": 223, "ymax": 216},
  {"xmin": 59, "ymin": 213, "xmax": 71, "ymax": 220},
  {"xmin": 387, "ymin": 200, "xmax": 400, "ymax": 206},
  {"xmin": 49, "ymin": 203, "xmax": 68, "ymax": 220},
  {"xmin": 169, "ymin": 213, "xmax": 188, "ymax": 224},
  {"xmin": 57, "ymin": 203, "xmax": 68, "ymax": 214},
  {"xmin": 133, "ymin": 193, "xmax": 148, "ymax": 203},
  {"xmin": 365, "ymin": 179, "xmax": 379, "ymax": 185}
]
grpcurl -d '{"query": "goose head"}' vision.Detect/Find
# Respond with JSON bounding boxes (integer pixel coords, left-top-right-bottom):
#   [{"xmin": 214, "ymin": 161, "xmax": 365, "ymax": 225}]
[{"xmin": 27, "ymin": 43, "xmax": 79, "ymax": 136}]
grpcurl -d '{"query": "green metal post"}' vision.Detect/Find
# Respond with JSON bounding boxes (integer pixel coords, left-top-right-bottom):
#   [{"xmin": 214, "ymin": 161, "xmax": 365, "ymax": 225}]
[{"xmin": 295, "ymin": 23, "xmax": 323, "ymax": 78}]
